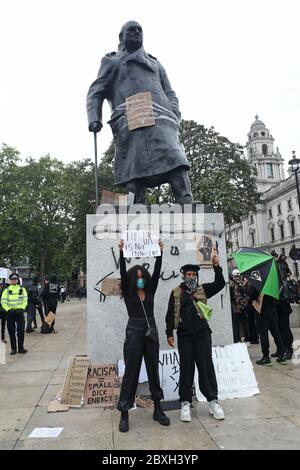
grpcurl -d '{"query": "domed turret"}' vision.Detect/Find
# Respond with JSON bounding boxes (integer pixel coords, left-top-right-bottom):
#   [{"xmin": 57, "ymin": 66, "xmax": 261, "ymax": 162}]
[{"xmin": 246, "ymin": 115, "xmax": 284, "ymax": 193}]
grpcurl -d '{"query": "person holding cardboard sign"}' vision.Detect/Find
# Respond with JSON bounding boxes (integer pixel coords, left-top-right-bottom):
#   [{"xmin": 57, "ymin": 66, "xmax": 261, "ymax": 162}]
[
  {"xmin": 117, "ymin": 239, "xmax": 170, "ymax": 432},
  {"xmin": 165, "ymin": 256, "xmax": 225, "ymax": 422}
]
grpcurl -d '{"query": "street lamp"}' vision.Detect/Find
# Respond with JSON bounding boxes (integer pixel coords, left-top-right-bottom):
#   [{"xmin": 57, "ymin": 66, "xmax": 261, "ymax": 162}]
[
  {"xmin": 288, "ymin": 150, "xmax": 300, "ymax": 211},
  {"xmin": 288, "ymin": 151, "xmax": 300, "ymax": 279}
]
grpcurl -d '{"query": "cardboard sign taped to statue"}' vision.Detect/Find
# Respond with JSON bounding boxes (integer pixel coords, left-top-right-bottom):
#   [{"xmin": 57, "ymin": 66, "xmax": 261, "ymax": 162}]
[
  {"xmin": 194, "ymin": 234, "xmax": 219, "ymax": 267},
  {"xmin": 126, "ymin": 92, "xmax": 155, "ymax": 131}
]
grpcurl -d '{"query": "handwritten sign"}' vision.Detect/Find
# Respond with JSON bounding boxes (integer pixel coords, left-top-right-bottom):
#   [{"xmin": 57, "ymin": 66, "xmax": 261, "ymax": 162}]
[
  {"xmin": 83, "ymin": 364, "xmax": 121, "ymax": 408},
  {"xmin": 159, "ymin": 349, "xmax": 180, "ymax": 401},
  {"xmin": 101, "ymin": 278, "xmax": 121, "ymax": 296},
  {"xmin": 126, "ymin": 92, "xmax": 155, "ymax": 131},
  {"xmin": 44, "ymin": 311, "xmax": 56, "ymax": 326},
  {"xmin": 122, "ymin": 230, "xmax": 160, "ymax": 258},
  {"xmin": 61, "ymin": 356, "xmax": 90, "ymax": 407},
  {"xmin": 0, "ymin": 267, "xmax": 9, "ymax": 279},
  {"xmin": 195, "ymin": 343, "xmax": 259, "ymax": 401}
]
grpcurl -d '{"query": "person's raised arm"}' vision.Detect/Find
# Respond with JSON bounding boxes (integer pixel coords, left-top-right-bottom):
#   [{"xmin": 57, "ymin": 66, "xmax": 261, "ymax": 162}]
[
  {"xmin": 119, "ymin": 240, "xmax": 128, "ymax": 295},
  {"xmin": 151, "ymin": 240, "xmax": 163, "ymax": 294},
  {"xmin": 202, "ymin": 255, "xmax": 225, "ymax": 299}
]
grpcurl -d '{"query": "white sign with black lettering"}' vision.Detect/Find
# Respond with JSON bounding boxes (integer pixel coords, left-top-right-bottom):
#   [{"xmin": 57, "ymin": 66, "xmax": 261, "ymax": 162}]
[
  {"xmin": 122, "ymin": 230, "xmax": 160, "ymax": 258},
  {"xmin": 195, "ymin": 343, "xmax": 259, "ymax": 401},
  {"xmin": 0, "ymin": 267, "xmax": 9, "ymax": 279},
  {"xmin": 159, "ymin": 349, "xmax": 181, "ymax": 401}
]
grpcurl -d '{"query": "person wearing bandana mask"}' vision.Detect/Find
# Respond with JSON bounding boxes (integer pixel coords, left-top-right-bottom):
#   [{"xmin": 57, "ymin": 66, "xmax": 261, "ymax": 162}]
[{"xmin": 165, "ymin": 255, "xmax": 225, "ymax": 421}]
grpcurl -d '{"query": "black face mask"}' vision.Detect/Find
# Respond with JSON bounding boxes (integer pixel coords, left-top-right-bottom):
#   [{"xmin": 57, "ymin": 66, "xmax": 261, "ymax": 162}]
[{"xmin": 184, "ymin": 277, "xmax": 198, "ymax": 292}]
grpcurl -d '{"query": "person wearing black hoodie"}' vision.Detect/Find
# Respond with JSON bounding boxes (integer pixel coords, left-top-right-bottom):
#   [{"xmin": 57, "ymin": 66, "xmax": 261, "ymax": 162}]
[{"xmin": 165, "ymin": 255, "xmax": 225, "ymax": 422}]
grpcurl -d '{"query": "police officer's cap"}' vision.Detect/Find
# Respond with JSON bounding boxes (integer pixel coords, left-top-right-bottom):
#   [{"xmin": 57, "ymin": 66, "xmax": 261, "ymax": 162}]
[
  {"xmin": 9, "ymin": 273, "xmax": 19, "ymax": 280},
  {"xmin": 180, "ymin": 264, "xmax": 201, "ymax": 274}
]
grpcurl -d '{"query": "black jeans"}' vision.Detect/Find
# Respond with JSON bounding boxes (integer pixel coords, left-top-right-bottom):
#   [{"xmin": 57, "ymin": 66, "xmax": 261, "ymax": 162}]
[
  {"xmin": 178, "ymin": 331, "xmax": 218, "ymax": 403},
  {"xmin": 1, "ymin": 316, "xmax": 6, "ymax": 340},
  {"xmin": 278, "ymin": 312, "xmax": 294, "ymax": 351},
  {"xmin": 231, "ymin": 310, "xmax": 250, "ymax": 342},
  {"xmin": 255, "ymin": 309, "xmax": 285, "ymax": 357},
  {"xmin": 7, "ymin": 311, "xmax": 25, "ymax": 351},
  {"xmin": 117, "ymin": 318, "xmax": 164, "ymax": 412},
  {"xmin": 247, "ymin": 305, "xmax": 259, "ymax": 342}
]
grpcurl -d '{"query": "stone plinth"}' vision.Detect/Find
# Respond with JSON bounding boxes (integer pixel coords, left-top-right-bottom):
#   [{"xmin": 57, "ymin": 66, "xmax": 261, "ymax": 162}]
[{"xmin": 87, "ymin": 205, "xmax": 233, "ymax": 363}]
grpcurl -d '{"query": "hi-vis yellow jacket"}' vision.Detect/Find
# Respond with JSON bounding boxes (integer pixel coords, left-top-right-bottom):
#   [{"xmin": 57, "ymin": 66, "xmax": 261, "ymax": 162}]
[{"xmin": 0, "ymin": 284, "xmax": 28, "ymax": 312}]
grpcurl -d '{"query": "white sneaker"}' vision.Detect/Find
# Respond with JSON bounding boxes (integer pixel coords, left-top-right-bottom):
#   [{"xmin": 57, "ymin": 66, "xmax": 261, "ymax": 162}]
[
  {"xmin": 180, "ymin": 401, "xmax": 191, "ymax": 422},
  {"xmin": 208, "ymin": 400, "xmax": 225, "ymax": 420}
]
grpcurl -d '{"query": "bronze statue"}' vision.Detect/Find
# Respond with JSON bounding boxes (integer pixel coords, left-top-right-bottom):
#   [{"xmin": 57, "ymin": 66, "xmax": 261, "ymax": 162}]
[{"xmin": 87, "ymin": 21, "xmax": 193, "ymax": 204}]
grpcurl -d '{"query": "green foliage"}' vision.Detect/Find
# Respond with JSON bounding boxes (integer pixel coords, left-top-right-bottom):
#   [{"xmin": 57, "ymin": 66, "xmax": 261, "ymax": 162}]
[
  {"xmin": 160, "ymin": 120, "xmax": 260, "ymax": 224},
  {"xmin": 0, "ymin": 120, "xmax": 260, "ymax": 276}
]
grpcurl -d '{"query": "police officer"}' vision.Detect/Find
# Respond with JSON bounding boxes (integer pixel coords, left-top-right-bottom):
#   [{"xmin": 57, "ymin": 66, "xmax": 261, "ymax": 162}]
[
  {"xmin": 0, "ymin": 273, "xmax": 28, "ymax": 355},
  {"xmin": 42, "ymin": 275, "xmax": 60, "ymax": 332}
]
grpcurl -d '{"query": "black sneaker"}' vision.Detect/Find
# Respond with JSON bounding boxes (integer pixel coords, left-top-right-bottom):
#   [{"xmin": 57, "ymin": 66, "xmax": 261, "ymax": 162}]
[
  {"xmin": 276, "ymin": 355, "xmax": 287, "ymax": 364},
  {"xmin": 18, "ymin": 349, "xmax": 28, "ymax": 354},
  {"xmin": 285, "ymin": 349, "xmax": 293, "ymax": 360},
  {"xmin": 271, "ymin": 351, "xmax": 279, "ymax": 358},
  {"xmin": 10, "ymin": 350, "xmax": 17, "ymax": 355},
  {"xmin": 256, "ymin": 356, "xmax": 272, "ymax": 366}
]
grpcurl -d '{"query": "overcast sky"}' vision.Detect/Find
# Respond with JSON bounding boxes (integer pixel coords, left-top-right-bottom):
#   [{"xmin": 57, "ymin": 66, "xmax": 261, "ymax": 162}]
[{"xmin": 1, "ymin": 0, "xmax": 300, "ymax": 169}]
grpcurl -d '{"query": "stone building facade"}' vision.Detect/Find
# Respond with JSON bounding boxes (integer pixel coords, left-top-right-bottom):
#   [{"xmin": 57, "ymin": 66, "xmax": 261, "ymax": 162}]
[{"xmin": 226, "ymin": 116, "xmax": 300, "ymax": 275}]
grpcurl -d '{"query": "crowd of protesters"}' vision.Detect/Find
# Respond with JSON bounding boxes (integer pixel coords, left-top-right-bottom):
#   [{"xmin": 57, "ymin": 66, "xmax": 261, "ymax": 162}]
[{"xmin": 229, "ymin": 250, "xmax": 297, "ymax": 365}]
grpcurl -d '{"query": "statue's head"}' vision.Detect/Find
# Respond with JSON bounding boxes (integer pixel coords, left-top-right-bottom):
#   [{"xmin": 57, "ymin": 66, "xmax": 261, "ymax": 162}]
[{"xmin": 119, "ymin": 21, "xmax": 143, "ymax": 52}]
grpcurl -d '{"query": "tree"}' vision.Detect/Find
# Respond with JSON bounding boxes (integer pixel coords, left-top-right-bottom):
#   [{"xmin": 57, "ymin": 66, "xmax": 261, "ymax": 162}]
[
  {"xmin": 160, "ymin": 120, "xmax": 260, "ymax": 224},
  {"xmin": 0, "ymin": 144, "xmax": 26, "ymax": 266}
]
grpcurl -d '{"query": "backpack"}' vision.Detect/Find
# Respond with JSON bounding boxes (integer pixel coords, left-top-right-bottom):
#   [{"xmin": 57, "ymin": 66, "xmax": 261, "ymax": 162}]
[{"xmin": 41, "ymin": 321, "xmax": 52, "ymax": 334}]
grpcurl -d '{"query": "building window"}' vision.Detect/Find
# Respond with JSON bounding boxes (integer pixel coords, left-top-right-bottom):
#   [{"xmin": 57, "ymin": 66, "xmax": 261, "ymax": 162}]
[
  {"xmin": 277, "ymin": 204, "xmax": 281, "ymax": 215},
  {"xmin": 280, "ymin": 225, "xmax": 284, "ymax": 239},
  {"xmin": 281, "ymin": 247, "xmax": 285, "ymax": 256},
  {"xmin": 250, "ymin": 214, "xmax": 254, "ymax": 224},
  {"xmin": 262, "ymin": 144, "xmax": 268, "ymax": 155},
  {"xmin": 261, "ymin": 131, "xmax": 265, "ymax": 136},
  {"xmin": 236, "ymin": 239, "xmax": 239, "ymax": 248},
  {"xmin": 270, "ymin": 228, "xmax": 275, "ymax": 242},
  {"xmin": 290, "ymin": 220, "xmax": 295, "ymax": 236},
  {"xmin": 253, "ymin": 132, "xmax": 258, "ymax": 137},
  {"xmin": 268, "ymin": 208, "xmax": 273, "ymax": 218},
  {"xmin": 266, "ymin": 163, "xmax": 274, "ymax": 178},
  {"xmin": 251, "ymin": 233, "xmax": 255, "ymax": 246},
  {"xmin": 287, "ymin": 199, "xmax": 292, "ymax": 210}
]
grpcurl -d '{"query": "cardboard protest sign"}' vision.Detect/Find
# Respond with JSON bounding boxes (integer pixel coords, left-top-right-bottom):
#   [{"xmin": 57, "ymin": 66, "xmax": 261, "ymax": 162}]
[
  {"xmin": 101, "ymin": 278, "xmax": 121, "ymax": 296},
  {"xmin": 61, "ymin": 356, "xmax": 90, "ymax": 407},
  {"xmin": 101, "ymin": 190, "xmax": 128, "ymax": 206},
  {"xmin": 126, "ymin": 92, "xmax": 155, "ymax": 131},
  {"xmin": 195, "ymin": 234, "xmax": 218, "ymax": 266},
  {"xmin": 83, "ymin": 364, "xmax": 121, "ymax": 408},
  {"xmin": 44, "ymin": 311, "xmax": 56, "ymax": 326},
  {"xmin": 122, "ymin": 230, "xmax": 160, "ymax": 258}
]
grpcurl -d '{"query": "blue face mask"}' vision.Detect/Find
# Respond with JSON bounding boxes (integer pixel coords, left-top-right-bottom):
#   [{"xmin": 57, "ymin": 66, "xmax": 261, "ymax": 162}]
[{"xmin": 137, "ymin": 278, "xmax": 145, "ymax": 289}]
